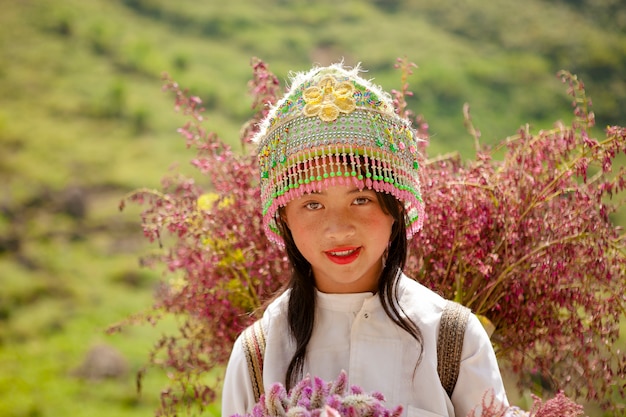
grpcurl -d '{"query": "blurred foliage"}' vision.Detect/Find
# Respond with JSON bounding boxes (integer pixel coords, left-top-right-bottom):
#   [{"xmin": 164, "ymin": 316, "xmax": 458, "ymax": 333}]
[{"xmin": 0, "ymin": 0, "xmax": 624, "ymax": 416}]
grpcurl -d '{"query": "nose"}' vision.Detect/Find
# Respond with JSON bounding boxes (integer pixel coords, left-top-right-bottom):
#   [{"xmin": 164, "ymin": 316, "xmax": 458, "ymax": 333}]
[{"xmin": 323, "ymin": 208, "xmax": 355, "ymax": 240}]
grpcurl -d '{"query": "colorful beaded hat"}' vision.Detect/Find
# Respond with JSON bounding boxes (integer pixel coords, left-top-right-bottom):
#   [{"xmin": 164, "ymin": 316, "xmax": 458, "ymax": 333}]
[{"xmin": 254, "ymin": 63, "xmax": 425, "ymax": 247}]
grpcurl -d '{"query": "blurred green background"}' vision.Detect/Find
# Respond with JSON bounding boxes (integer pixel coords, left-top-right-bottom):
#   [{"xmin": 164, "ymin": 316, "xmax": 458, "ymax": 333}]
[{"xmin": 1, "ymin": 0, "xmax": 624, "ymax": 416}]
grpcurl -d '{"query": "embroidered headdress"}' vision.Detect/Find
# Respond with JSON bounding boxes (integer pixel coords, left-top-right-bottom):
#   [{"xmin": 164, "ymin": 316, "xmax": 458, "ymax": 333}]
[{"xmin": 254, "ymin": 63, "xmax": 425, "ymax": 247}]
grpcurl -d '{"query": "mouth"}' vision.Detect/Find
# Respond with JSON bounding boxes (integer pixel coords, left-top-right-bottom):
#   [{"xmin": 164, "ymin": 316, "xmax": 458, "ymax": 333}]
[{"xmin": 324, "ymin": 247, "xmax": 361, "ymax": 265}]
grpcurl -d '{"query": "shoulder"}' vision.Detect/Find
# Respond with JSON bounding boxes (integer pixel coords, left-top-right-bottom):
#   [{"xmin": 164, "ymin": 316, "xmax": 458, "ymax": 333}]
[
  {"xmin": 222, "ymin": 290, "xmax": 292, "ymax": 416},
  {"xmin": 398, "ymin": 275, "xmax": 491, "ymax": 339},
  {"xmin": 398, "ymin": 273, "xmax": 447, "ymax": 302},
  {"xmin": 462, "ymin": 310, "xmax": 494, "ymax": 351},
  {"xmin": 260, "ymin": 289, "xmax": 290, "ymax": 325},
  {"xmin": 222, "ymin": 328, "xmax": 257, "ymax": 416},
  {"xmin": 250, "ymin": 289, "xmax": 294, "ymax": 352},
  {"xmin": 397, "ymin": 273, "xmax": 448, "ymax": 321},
  {"xmin": 396, "ymin": 274, "xmax": 490, "ymax": 343}
]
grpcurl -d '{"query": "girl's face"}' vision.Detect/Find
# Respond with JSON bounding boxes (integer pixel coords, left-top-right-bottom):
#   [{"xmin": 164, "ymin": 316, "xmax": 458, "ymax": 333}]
[{"xmin": 282, "ymin": 184, "xmax": 394, "ymax": 293}]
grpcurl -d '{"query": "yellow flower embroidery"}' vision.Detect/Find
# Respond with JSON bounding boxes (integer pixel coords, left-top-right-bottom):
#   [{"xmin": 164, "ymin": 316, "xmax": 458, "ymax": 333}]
[{"xmin": 302, "ymin": 75, "xmax": 356, "ymax": 122}]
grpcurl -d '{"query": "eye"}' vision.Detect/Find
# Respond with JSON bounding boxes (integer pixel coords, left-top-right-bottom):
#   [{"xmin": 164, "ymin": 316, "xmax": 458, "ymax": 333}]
[
  {"xmin": 304, "ymin": 201, "xmax": 323, "ymax": 210},
  {"xmin": 353, "ymin": 196, "xmax": 371, "ymax": 206}
]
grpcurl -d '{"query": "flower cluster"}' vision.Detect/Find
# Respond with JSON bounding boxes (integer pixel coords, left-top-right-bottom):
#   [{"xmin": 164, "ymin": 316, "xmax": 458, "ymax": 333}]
[
  {"xmin": 120, "ymin": 59, "xmax": 626, "ymax": 415},
  {"xmin": 468, "ymin": 390, "xmax": 585, "ymax": 417},
  {"xmin": 235, "ymin": 371, "xmax": 403, "ymax": 417}
]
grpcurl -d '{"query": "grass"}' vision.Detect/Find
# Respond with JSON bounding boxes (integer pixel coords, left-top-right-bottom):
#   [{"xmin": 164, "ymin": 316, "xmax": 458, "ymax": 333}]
[
  {"xmin": 0, "ymin": 242, "xmax": 170, "ymax": 417},
  {"xmin": 1, "ymin": 0, "xmax": 624, "ymax": 416}
]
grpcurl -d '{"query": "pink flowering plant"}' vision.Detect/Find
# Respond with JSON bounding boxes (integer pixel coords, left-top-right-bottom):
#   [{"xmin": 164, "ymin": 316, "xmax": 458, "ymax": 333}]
[
  {"xmin": 467, "ymin": 390, "xmax": 585, "ymax": 417},
  {"xmin": 119, "ymin": 58, "xmax": 626, "ymax": 415},
  {"xmin": 235, "ymin": 371, "xmax": 403, "ymax": 417},
  {"xmin": 117, "ymin": 59, "xmax": 288, "ymax": 413},
  {"xmin": 406, "ymin": 72, "xmax": 626, "ymax": 405}
]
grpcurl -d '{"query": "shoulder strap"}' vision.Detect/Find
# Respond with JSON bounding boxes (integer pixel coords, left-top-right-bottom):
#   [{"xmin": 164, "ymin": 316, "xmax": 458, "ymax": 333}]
[
  {"xmin": 241, "ymin": 320, "xmax": 266, "ymax": 403},
  {"xmin": 437, "ymin": 300, "xmax": 471, "ymax": 398}
]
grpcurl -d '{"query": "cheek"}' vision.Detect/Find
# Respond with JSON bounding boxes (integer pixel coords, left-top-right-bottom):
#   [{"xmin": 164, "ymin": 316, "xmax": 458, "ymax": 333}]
[
  {"xmin": 380, "ymin": 216, "xmax": 395, "ymax": 239},
  {"xmin": 288, "ymin": 221, "xmax": 318, "ymax": 262},
  {"xmin": 288, "ymin": 221, "xmax": 309, "ymax": 242},
  {"xmin": 282, "ymin": 209, "xmax": 313, "ymax": 241},
  {"xmin": 364, "ymin": 208, "xmax": 394, "ymax": 230}
]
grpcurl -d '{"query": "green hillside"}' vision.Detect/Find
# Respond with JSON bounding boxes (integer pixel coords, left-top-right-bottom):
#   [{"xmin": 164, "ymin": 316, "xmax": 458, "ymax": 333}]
[{"xmin": 0, "ymin": 1, "xmax": 624, "ymax": 416}]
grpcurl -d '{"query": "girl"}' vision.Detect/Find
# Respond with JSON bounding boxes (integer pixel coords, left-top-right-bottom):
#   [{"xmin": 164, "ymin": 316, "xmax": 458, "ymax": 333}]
[{"xmin": 222, "ymin": 63, "xmax": 508, "ymax": 417}]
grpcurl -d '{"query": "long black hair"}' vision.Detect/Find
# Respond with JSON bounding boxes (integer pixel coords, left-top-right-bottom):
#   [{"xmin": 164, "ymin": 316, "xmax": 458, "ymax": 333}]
[{"xmin": 275, "ymin": 191, "xmax": 424, "ymax": 390}]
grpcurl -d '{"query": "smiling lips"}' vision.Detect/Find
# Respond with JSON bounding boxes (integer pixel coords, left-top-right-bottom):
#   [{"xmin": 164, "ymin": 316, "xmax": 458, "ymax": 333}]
[{"xmin": 324, "ymin": 247, "xmax": 361, "ymax": 265}]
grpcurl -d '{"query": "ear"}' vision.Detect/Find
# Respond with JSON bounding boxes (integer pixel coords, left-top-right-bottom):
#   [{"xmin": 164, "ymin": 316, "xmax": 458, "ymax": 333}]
[{"xmin": 278, "ymin": 209, "xmax": 290, "ymax": 228}]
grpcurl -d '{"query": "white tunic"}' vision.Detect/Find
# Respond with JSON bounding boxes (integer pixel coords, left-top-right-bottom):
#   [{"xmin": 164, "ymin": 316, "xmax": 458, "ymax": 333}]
[{"xmin": 222, "ymin": 274, "xmax": 508, "ymax": 417}]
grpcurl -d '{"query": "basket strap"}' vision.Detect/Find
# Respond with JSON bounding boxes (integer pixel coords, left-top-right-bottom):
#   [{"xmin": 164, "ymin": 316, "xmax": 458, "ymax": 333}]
[
  {"xmin": 437, "ymin": 300, "xmax": 471, "ymax": 398},
  {"xmin": 242, "ymin": 320, "xmax": 266, "ymax": 403}
]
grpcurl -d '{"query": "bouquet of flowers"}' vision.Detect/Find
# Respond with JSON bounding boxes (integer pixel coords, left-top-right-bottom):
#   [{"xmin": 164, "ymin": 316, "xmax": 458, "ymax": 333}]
[
  {"xmin": 233, "ymin": 372, "xmax": 585, "ymax": 417},
  {"xmin": 233, "ymin": 371, "xmax": 402, "ymax": 417}
]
